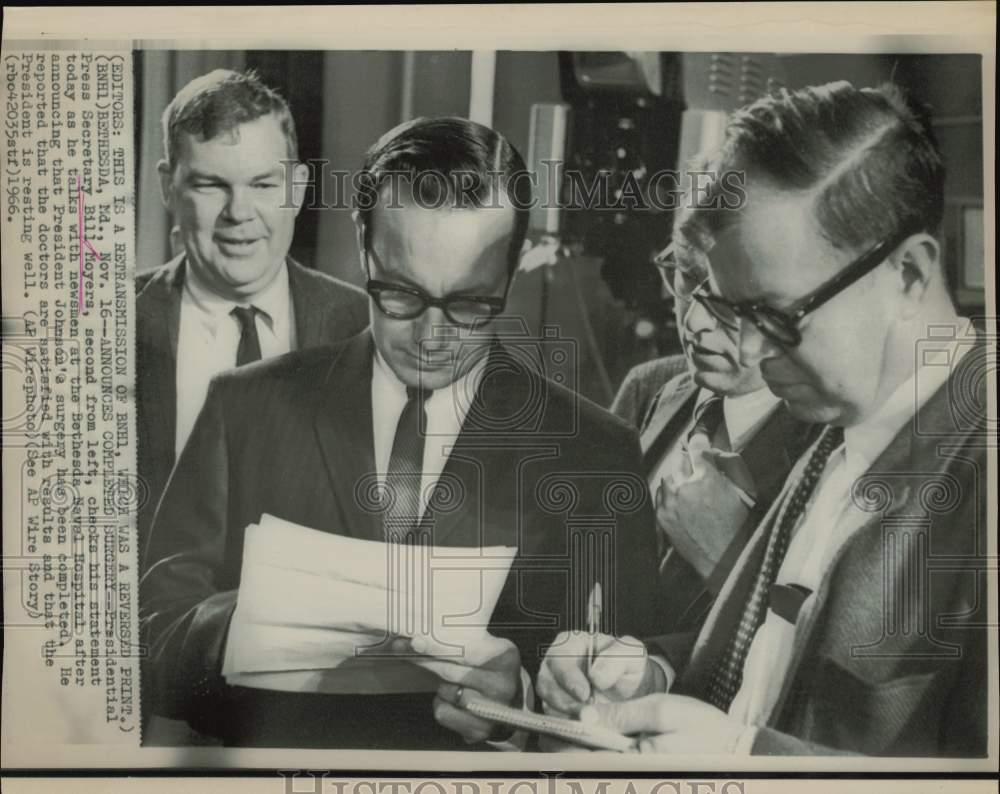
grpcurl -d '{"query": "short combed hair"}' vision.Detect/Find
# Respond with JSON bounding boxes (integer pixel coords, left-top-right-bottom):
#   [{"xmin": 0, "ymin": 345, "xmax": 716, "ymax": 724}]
[
  {"xmin": 162, "ymin": 69, "xmax": 298, "ymax": 171},
  {"xmin": 357, "ymin": 116, "xmax": 532, "ymax": 275},
  {"xmin": 681, "ymin": 81, "xmax": 946, "ymax": 253}
]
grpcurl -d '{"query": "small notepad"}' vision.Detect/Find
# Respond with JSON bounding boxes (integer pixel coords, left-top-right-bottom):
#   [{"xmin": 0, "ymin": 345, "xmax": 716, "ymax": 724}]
[{"xmin": 463, "ymin": 699, "xmax": 636, "ymax": 752}]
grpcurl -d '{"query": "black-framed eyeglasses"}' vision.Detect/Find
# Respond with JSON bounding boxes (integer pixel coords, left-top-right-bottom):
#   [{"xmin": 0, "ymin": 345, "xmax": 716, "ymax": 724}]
[
  {"xmin": 653, "ymin": 242, "xmax": 710, "ymax": 301},
  {"xmin": 363, "ymin": 248, "xmax": 509, "ymax": 330},
  {"xmin": 691, "ymin": 229, "xmax": 913, "ymax": 347}
]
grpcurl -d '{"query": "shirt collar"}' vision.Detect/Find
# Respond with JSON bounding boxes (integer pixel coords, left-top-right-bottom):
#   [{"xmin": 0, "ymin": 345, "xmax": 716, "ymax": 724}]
[
  {"xmin": 842, "ymin": 319, "xmax": 973, "ymax": 475},
  {"xmin": 183, "ymin": 256, "xmax": 290, "ymax": 332},
  {"xmin": 693, "ymin": 385, "xmax": 782, "ymax": 449}
]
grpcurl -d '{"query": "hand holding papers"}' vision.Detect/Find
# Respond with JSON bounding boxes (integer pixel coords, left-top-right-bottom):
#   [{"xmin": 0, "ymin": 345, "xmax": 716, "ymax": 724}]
[
  {"xmin": 221, "ymin": 514, "xmax": 517, "ymax": 695},
  {"xmin": 376, "ymin": 632, "xmax": 524, "ymax": 744}
]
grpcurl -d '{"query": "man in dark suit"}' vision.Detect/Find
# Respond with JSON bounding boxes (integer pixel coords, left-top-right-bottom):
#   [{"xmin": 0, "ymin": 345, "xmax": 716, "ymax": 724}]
[
  {"xmin": 140, "ymin": 116, "xmax": 663, "ymax": 750},
  {"xmin": 136, "ymin": 69, "xmax": 368, "ymax": 552},
  {"xmin": 610, "ymin": 226, "xmax": 816, "ymax": 635},
  {"xmin": 565, "ymin": 82, "xmax": 989, "ymax": 756},
  {"xmin": 536, "ymin": 212, "xmax": 816, "ymax": 724}
]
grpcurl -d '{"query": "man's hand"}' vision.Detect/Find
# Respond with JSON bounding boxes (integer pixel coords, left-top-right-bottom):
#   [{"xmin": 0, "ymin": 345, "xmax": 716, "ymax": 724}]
[
  {"xmin": 581, "ymin": 693, "xmax": 748, "ymax": 754},
  {"xmin": 655, "ymin": 447, "xmax": 753, "ymax": 580},
  {"xmin": 381, "ymin": 634, "xmax": 521, "ymax": 744},
  {"xmin": 537, "ymin": 630, "xmax": 664, "ymax": 718}
]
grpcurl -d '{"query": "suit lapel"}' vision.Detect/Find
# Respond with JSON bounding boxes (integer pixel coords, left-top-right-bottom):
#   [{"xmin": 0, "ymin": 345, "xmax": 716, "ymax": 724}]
[
  {"xmin": 312, "ymin": 331, "xmax": 383, "ymax": 541},
  {"xmin": 763, "ymin": 338, "xmax": 985, "ymax": 726},
  {"xmin": 136, "ymin": 255, "xmax": 184, "ymax": 462},
  {"xmin": 425, "ymin": 342, "xmax": 517, "ymax": 548},
  {"xmin": 740, "ymin": 405, "xmax": 815, "ymax": 505},
  {"xmin": 288, "ymin": 257, "xmax": 323, "ymax": 349},
  {"xmin": 639, "ymin": 375, "xmax": 698, "ymax": 474},
  {"xmin": 678, "ymin": 494, "xmax": 780, "ymax": 696}
]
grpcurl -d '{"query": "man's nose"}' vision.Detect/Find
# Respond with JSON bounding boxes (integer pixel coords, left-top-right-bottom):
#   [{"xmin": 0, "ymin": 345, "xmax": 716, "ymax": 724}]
[
  {"xmin": 738, "ymin": 316, "xmax": 777, "ymax": 368},
  {"xmin": 683, "ymin": 295, "xmax": 715, "ymax": 336},
  {"xmin": 412, "ymin": 306, "xmax": 450, "ymax": 346},
  {"xmin": 223, "ymin": 187, "xmax": 256, "ymax": 223}
]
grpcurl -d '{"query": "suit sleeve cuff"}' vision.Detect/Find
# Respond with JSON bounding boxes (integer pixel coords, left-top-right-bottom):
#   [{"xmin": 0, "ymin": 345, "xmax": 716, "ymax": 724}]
[{"xmin": 485, "ymin": 667, "xmax": 533, "ymax": 751}]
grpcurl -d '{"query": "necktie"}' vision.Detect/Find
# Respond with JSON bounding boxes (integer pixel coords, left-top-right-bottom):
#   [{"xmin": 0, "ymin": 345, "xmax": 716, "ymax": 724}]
[
  {"xmin": 705, "ymin": 423, "xmax": 845, "ymax": 712},
  {"xmin": 687, "ymin": 394, "xmax": 726, "ymax": 446},
  {"xmin": 231, "ymin": 306, "xmax": 262, "ymax": 366},
  {"xmin": 383, "ymin": 386, "xmax": 432, "ymax": 541},
  {"xmin": 657, "ymin": 394, "xmax": 729, "ymax": 580}
]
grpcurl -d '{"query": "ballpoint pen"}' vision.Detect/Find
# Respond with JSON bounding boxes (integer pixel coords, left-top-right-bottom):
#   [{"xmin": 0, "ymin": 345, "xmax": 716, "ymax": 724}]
[{"xmin": 585, "ymin": 581, "xmax": 602, "ymax": 704}]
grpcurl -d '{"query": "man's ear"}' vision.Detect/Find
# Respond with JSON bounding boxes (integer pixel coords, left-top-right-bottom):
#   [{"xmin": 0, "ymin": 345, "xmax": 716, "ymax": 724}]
[
  {"xmin": 893, "ymin": 232, "xmax": 938, "ymax": 318},
  {"xmin": 351, "ymin": 210, "xmax": 367, "ymax": 276},
  {"xmin": 290, "ymin": 162, "xmax": 310, "ymax": 216},
  {"xmin": 157, "ymin": 160, "xmax": 174, "ymax": 211}
]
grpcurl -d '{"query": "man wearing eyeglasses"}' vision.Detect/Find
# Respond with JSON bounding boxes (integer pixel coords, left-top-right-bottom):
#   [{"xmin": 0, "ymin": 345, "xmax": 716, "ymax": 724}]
[
  {"xmin": 140, "ymin": 116, "xmax": 663, "ymax": 749},
  {"xmin": 536, "ymin": 179, "xmax": 817, "ymax": 732},
  {"xmin": 577, "ymin": 82, "xmax": 988, "ymax": 757}
]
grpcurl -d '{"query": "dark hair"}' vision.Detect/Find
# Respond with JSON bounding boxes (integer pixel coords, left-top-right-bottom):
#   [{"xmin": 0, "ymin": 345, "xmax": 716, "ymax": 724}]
[
  {"xmin": 162, "ymin": 69, "xmax": 298, "ymax": 171},
  {"xmin": 680, "ymin": 81, "xmax": 945, "ymax": 254},
  {"xmin": 357, "ymin": 116, "xmax": 531, "ymax": 276}
]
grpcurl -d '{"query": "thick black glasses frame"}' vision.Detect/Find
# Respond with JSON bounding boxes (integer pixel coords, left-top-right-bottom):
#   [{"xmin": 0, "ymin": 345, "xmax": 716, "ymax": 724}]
[
  {"xmin": 693, "ymin": 230, "xmax": 913, "ymax": 347},
  {"xmin": 362, "ymin": 247, "xmax": 509, "ymax": 329}
]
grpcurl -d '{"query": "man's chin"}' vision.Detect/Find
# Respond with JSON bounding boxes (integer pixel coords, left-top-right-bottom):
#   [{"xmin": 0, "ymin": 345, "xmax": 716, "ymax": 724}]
[
  {"xmin": 391, "ymin": 358, "xmax": 462, "ymax": 391},
  {"xmin": 691, "ymin": 369, "xmax": 742, "ymax": 396}
]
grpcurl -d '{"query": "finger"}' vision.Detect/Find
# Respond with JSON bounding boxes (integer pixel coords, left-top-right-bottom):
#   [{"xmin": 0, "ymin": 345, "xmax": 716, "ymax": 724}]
[
  {"xmin": 545, "ymin": 649, "xmax": 592, "ymax": 703},
  {"xmin": 540, "ymin": 698, "xmax": 576, "ymax": 720},
  {"xmin": 638, "ymin": 733, "xmax": 675, "ymax": 754},
  {"xmin": 589, "ymin": 652, "xmax": 642, "ymax": 693},
  {"xmin": 432, "ymin": 695, "xmax": 492, "ymax": 744},
  {"xmin": 356, "ymin": 636, "xmax": 412, "ymax": 656},
  {"xmin": 405, "ymin": 655, "xmax": 473, "ymax": 684},
  {"xmin": 437, "ymin": 681, "xmax": 464, "ymax": 706},
  {"xmin": 579, "ymin": 694, "xmax": 671, "ymax": 735},
  {"xmin": 537, "ymin": 662, "xmax": 588, "ymax": 716}
]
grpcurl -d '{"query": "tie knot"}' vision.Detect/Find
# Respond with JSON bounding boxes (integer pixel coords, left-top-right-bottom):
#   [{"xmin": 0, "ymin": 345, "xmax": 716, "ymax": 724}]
[
  {"xmin": 406, "ymin": 385, "xmax": 432, "ymax": 404},
  {"xmin": 688, "ymin": 394, "xmax": 725, "ymax": 443},
  {"xmin": 816, "ymin": 424, "xmax": 845, "ymax": 460},
  {"xmin": 231, "ymin": 305, "xmax": 259, "ymax": 332}
]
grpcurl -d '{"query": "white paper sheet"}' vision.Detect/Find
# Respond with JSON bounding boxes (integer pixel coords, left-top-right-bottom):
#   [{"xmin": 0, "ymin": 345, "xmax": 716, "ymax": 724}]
[{"xmin": 222, "ymin": 514, "xmax": 517, "ymax": 694}]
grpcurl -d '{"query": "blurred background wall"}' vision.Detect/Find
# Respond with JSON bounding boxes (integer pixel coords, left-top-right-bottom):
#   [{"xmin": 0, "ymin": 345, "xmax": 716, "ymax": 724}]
[{"xmin": 134, "ymin": 50, "xmax": 985, "ymax": 406}]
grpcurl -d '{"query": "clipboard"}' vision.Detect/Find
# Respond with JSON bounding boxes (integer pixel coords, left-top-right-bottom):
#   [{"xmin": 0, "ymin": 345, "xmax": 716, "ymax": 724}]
[{"xmin": 463, "ymin": 698, "xmax": 636, "ymax": 753}]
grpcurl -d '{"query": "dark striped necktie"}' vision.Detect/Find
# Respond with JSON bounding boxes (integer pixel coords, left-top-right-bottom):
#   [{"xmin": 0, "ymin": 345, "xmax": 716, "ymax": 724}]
[
  {"xmin": 231, "ymin": 305, "xmax": 262, "ymax": 366},
  {"xmin": 687, "ymin": 394, "xmax": 726, "ymax": 447},
  {"xmin": 383, "ymin": 386, "xmax": 432, "ymax": 541},
  {"xmin": 705, "ymin": 424, "xmax": 845, "ymax": 712}
]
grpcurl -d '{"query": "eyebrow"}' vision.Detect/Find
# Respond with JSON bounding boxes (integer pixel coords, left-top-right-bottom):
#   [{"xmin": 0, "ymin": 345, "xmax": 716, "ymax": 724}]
[{"xmin": 185, "ymin": 167, "xmax": 283, "ymax": 183}]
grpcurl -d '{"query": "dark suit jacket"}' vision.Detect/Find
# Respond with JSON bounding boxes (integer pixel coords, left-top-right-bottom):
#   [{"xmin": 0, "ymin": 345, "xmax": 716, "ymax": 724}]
[
  {"xmin": 612, "ymin": 355, "xmax": 817, "ymax": 632},
  {"xmin": 664, "ymin": 341, "xmax": 989, "ymax": 756},
  {"xmin": 140, "ymin": 331, "xmax": 664, "ymax": 749},
  {"xmin": 135, "ymin": 255, "xmax": 369, "ymax": 556}
]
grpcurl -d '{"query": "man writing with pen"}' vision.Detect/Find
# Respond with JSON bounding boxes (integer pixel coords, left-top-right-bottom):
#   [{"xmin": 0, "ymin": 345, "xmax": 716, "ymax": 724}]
[
  {"xmin": 141, "ymin": 116, "xmax": 664, "ymax": 750},
  {"xmin": 535, "ymin": 81, "xmax": 988, "ymax": 757}
]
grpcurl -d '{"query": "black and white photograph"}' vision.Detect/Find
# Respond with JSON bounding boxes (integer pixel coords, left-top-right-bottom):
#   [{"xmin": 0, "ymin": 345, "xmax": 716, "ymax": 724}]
[{"xmin": 1, "ymin": 2, "xmax": 996, "ymax": 781}]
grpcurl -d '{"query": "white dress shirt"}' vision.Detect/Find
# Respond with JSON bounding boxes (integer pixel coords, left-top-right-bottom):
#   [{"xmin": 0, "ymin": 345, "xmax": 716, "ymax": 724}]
[
  {"xmin": 175, "ymin": 262, "xmax": 296, "ymax": 456},
  {"xmin": 370, "ymin": 349, "xmax": 532, "ymax": 749},
  {"xmin": 728, "ymin": 325, "xmax": 971, "ymax": 753},
  {"xmin": 647, "ymin": 386, "xmax": 783, "ymax": 495},
  {"xmin": 371, "ymin": 351, "xmax": 487, "ymax": 520}
]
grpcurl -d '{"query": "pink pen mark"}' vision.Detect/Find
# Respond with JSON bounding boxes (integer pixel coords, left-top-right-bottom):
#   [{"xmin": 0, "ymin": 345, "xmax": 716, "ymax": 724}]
[{"xmin": 76, "ymin": 175, "xmax": 104, "ymax": 312}]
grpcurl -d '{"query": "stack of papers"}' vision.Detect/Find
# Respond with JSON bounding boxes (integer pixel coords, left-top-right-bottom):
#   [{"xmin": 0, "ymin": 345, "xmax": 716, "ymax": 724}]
[{"xmin": 221, "ymin": 514, "xmax": 517, "ymax": 695}]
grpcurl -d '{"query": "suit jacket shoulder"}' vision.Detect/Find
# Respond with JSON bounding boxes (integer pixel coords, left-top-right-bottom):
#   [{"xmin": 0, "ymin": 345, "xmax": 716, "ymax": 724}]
[{"xmin": 611, "ymin": 354, "xmax": 689, "ymax": 429}]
